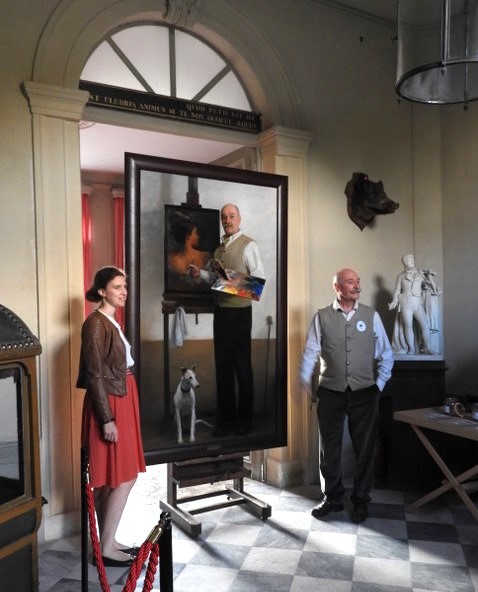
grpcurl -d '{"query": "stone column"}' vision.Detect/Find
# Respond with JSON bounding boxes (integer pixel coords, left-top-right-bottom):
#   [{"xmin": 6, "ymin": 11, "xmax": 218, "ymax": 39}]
[
  {"xmin": 259, "ymin": 126, "xmax": 315, "ymax": 488},
  {"xmin": 23, "ymin": 81, "xmax": 89, "ymax": 539}
]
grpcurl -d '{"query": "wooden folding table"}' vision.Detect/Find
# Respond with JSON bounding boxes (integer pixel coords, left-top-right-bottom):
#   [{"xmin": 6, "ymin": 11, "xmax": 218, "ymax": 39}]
[{"xmin": 393, "ymin": 407, "xmax": 478, "ymax": 521}]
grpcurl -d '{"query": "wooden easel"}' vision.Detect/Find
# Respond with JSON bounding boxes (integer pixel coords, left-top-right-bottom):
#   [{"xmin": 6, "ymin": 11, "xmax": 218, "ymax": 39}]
[{"xmin": 159, "ymin": 453, "xmax": 271, "ymax": 536}]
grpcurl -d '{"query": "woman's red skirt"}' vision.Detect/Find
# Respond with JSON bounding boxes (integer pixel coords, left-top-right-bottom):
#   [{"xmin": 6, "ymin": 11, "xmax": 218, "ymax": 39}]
[{"xmin": 82, "ymin": 373, "xmax": 146, "ymax": 488}]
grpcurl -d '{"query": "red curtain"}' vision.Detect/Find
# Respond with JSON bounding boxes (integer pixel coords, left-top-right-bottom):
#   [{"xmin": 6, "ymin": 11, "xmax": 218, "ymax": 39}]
[
  {"xmin": 113, "ymin": 193, "xmax": 125, "ymax": 329},
  {"xmin": 81, "ymin": 192, "xmax": 92, "ymax": 318},
  {"xmin": 81, "ymin": 189, "xmax": 125, "ymax": 326}
]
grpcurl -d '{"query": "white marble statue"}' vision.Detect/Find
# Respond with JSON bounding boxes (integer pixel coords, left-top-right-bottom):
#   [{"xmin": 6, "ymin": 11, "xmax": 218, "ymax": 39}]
[{"xmin": 388, "ymin": 254, "xmax": 442, "ymax": 355}]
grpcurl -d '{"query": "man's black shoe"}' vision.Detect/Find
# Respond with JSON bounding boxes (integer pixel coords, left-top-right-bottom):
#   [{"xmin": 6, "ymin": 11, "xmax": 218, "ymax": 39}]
[
  {"xmin": 351, "ymin": 501, "xmax": 368, "ymax": 524},
  {"xmin": 311, "ymin": 499, "xmax": 344, "ymax": 519}
]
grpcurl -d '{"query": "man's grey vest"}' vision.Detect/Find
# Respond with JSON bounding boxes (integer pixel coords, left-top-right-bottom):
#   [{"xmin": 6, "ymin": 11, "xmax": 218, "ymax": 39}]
[
  {"xmin": 213, "ymin": 234, "xmax": 253, "ymax": 308},
  {"xmin": 317, "ymin": 303, "xmax": 376, "ymax": 391}
]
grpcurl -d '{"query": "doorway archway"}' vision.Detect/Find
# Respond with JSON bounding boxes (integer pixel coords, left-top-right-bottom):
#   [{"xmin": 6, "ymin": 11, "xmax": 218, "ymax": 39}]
[{"xmin": 24, "ymin": 0, "xmax": 313, "ymax": 539}]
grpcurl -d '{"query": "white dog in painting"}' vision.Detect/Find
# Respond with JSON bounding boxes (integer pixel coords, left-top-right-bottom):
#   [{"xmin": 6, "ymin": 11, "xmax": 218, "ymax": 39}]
[
  {"xmin": 174, "ymin": 365, "xmax": 198, "ymax": 444},
  {"xmin": 173, "ymin": 365, "xmax": 213, "ymax": 444}
]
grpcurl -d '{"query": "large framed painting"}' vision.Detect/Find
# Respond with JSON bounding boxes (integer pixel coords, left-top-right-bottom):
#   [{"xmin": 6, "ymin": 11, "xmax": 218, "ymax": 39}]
[{"xmin": 125, "ymin": 153, "xmax": 288, "ymax": 464}]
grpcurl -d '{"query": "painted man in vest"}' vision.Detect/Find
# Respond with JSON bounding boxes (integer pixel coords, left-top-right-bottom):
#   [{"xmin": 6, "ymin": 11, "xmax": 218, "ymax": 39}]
[
  {"xmin": 299, "ymin": 268, "xmax": 393, "ymax": 523},
  {"xmin": 189, "ymin": 203, "xmax": 264, "ymax": 437}
]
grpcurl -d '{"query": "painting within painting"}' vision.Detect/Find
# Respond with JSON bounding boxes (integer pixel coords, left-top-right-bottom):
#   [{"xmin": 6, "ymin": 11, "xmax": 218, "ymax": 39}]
[{"xmin": 164, "ymin": 205, "xmax": 220, "ymax": 295}]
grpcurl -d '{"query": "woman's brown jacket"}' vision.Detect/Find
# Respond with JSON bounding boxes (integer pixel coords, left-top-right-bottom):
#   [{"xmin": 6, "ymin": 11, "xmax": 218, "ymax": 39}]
[{"xmin": 76, "ymin": 310, "xmax": 127, "ymax": 425}]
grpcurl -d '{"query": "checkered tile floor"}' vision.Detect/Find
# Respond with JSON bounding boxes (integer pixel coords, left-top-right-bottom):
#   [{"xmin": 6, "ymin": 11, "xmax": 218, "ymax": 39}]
[{"xmin": 39, "ymin": 465, "xmax": 478, "ymax": 591}]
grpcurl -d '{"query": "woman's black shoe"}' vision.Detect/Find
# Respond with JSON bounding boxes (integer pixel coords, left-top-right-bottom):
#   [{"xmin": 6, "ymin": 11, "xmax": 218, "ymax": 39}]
[
  {"xmin": 101, "ymin": 554, "xmax": 134, "ymax": 567},
  {"xmin": 121, "ymin": 546, "xmax": 139, "ymax": 556}
]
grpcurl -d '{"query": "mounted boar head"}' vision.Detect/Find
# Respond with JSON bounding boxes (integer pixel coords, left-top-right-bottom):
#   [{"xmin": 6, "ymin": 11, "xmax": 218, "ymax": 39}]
[{"xmin": 344, "ymin": 172, "xmax": 399, "ymax": 231}]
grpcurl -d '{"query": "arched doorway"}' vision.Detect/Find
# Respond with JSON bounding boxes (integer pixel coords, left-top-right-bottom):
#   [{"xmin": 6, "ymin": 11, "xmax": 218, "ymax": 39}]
[
  {"xmin": 24, "ymin": 0, "xmax": 313, "ymax": 540},
  {"xmin": 78, "ymin": 21, "xmax": 262, "ymax": 283}
]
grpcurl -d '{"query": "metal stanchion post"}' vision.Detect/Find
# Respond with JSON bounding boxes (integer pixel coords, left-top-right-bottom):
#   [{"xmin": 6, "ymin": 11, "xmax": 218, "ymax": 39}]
[
  {"xmin": 81, "ymin": 447, "xmax": 89, "ymax": 592},
  {"xmin": 159, "ymin": 512, "xmax": 173, "ymax": 592}
]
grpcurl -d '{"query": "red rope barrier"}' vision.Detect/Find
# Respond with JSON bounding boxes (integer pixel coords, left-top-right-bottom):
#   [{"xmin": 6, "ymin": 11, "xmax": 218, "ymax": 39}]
[
  {"xmin": 84, "ymin": 480, "xmax": 162, "ymax": 592},
  {"xmin": 85, "ymin": 482, "xmax": 111, "ymax": 592},
  {"xmin": 142, "ymin": 543, "xmax": 160, "ymax": 592}
]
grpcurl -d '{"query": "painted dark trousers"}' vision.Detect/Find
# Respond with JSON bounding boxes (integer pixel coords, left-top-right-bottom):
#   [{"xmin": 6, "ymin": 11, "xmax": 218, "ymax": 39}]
[{"xmin": 213, "ymin": 305, "xmax": 254, "ymax": 428}]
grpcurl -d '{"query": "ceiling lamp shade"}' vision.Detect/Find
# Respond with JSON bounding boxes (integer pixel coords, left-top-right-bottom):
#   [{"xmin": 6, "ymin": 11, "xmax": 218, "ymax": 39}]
[{"xmin": 396, "ymin": 0, "xmax": 478, "ymax": 106}]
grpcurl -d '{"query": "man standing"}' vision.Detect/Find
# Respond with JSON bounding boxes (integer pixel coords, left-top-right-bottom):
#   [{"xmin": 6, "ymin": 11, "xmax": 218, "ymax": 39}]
[
  {"xmin": 190, "ymin": 203, "xmax": 264, "ymax": 436},
  {"xmin": 299, "ymin": 268, "xmax": 393, "ymax": 523}
]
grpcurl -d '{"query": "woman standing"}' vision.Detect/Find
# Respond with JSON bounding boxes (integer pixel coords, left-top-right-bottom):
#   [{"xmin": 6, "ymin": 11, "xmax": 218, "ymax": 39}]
[{"xmin": 77, "ymin": 266, "xmax": 146, "ymax": 567}]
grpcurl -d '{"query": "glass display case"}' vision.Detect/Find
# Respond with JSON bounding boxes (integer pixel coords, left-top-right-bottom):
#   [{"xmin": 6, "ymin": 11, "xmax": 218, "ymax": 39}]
[{"xmin": 0, "ymin": 304, "xmax": 42, "ymax": 592}]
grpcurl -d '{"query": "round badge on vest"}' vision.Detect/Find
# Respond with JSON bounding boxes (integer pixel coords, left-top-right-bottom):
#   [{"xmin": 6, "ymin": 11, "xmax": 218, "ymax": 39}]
[{"xmin": 356, "ymin": 320, "xmax": 366, "ymax": 332}]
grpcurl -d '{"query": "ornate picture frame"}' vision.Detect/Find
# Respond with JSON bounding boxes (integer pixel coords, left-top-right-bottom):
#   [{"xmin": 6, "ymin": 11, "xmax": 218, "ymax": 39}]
[{"xmin": 125, "ymin": 153, "xmax": 288, "ymax": 464}]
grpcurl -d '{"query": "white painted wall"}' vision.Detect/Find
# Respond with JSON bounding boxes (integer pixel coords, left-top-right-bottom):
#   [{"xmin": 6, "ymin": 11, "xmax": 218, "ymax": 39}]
[{"xmin": 441, "ymin": 105, "xmax": 478, "ymax": 395}]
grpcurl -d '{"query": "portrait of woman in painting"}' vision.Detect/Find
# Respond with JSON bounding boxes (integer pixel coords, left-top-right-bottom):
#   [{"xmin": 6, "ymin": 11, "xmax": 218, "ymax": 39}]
[{"xmin": 165, "ymin": 205, "xmax": 219, "ymax": 294}]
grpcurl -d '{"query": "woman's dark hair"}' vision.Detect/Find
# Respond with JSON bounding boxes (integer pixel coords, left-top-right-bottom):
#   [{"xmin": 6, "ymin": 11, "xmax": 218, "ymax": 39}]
[
  {"xmin": 85, "ymin": 266, "xmax": 126, "ymax": 302},
  {"xmin": 169, "ymin": 211, "xmax": 196, "ymax": 244}
]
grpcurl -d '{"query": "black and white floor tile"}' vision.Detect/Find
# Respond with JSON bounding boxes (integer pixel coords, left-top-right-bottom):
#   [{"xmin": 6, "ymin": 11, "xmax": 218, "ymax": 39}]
[{"xmin": 39, "ymin": 465, "xmax": 478, "ymax": 592}]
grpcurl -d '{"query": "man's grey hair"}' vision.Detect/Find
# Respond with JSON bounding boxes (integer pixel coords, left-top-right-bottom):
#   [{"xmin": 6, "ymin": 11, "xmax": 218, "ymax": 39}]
[{"xmin": 221, "ymin": 203, "xmax": 240, "ymax": 216}]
